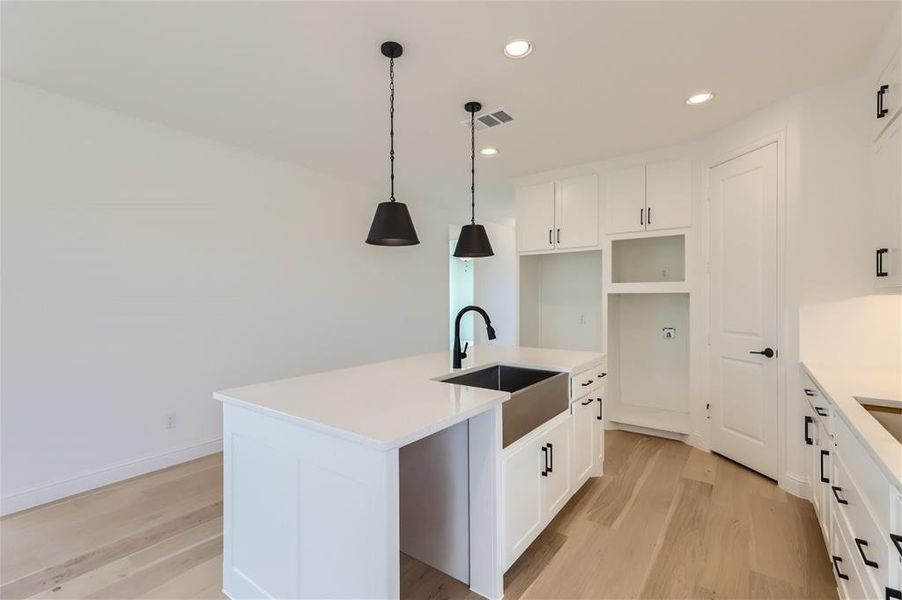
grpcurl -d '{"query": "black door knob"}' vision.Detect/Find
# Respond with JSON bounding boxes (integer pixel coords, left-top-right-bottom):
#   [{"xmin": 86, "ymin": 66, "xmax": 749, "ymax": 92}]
[{"xmin": 749, "ymin": 347, "xmax": 775, "ymax": 358}]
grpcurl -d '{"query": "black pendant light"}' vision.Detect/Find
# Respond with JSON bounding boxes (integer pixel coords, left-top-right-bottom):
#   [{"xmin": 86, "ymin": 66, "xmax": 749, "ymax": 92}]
[
  {"xmin": 453, "ymin": 101, "xmax": 494, "ymax": 258},
  {"xmin": 366, "ymin": 41, "xmax": 420, "ymax": 246}
]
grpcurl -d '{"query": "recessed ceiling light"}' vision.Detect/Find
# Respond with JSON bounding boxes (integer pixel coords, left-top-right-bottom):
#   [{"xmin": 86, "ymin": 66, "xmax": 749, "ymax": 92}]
[
  {"xmin": 686, "ymin": 91, "xmax": 714, "ymax": 105},
  {"xmin": 504, "ymin": 40, "xmax": 532, "ymax": 59},
  {"xmin": 479, "ymin": 147, "xmax": 499, "ymax": 156}
]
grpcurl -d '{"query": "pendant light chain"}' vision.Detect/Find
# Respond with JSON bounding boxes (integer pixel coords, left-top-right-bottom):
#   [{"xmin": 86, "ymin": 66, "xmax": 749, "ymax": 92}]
[
  {"xmin": 470, "ymin": 110, "xmax": 476, "ymax": 224},
  {"xmin": 389, "ymin": 56, "xmax": 395, "ymax": 202}
]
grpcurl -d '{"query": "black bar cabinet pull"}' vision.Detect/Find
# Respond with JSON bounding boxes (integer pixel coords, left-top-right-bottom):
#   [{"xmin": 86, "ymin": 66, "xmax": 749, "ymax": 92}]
[
  {"xmin": 877, "ymin": 248, "xmax": 889, "ymax": 277},
  {"xmin": 804, "ymin": 388, "xmax": 818, "ymax": 397},
  {"xmin": 548, "ymin": 229, "xmax": 552, "ymax": 245},
  {"xmin": 647, "ymin": 207, "xmax": 652, "ymax": 224},
  {"xmin": 541, "ymin": 446, "xmax": 548, "ymax": 476},
  {"xmin": 581, "ymin": 398, "xmax": 593, "ymax": 406},
  {"xmin": 854, "ymin": 538, "xmax": 878, "ymax": 568},
  {"xmin": 832, "ymin": 486, "xmax": 848, "ymax": 505},
  {"xmin": 556, "ymin": 228, "xmax": 560, "ymax": 244},
  {"xmin": 582, "ymin": 380, "xmax": 593, "ymax": 387},
  {"xmin": 815, "ymin": 407, "xmax": 828, "ymax": 417},
  {"xmin": 832, "ymin": 556, "xmax": 849, "ymax": 581},
  {"xmin": 640, "ymin": 208, "xmax": 644, "ymax": 225},
  {"xmin": 878, "ymin": 84, "xmax": 889, "ymax": 118},
  {"xmin": 820, "ymin": 450, "xmax": 829, "ymax": 484},
  {"xmin": 804, "ymin": 416, "xmax": 813, "ymax": 445},
  {"xmin": 891, "ymin": 533, "xmax": 902, "ymax": 558},
  {"xmin": 887, "ymin": 587, "xmax": 901, "ymax": 600},
  {"xmin": 597, "ymin": 398, "xmax": 603, "ymax": 421},
  {"xmin": 547, "ymin": 443, "xmax": 553, "ymax": 473}
]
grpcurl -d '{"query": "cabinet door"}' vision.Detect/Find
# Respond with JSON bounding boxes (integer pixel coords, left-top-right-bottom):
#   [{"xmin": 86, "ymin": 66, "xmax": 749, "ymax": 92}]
[
  {"xmin": 645, "ymin": 159, "xmax": 691, "ymax": 231},
  {"xmin": 595, "ymin": 395, "xmax": 605, "ymax": 468},
  {"xmin": 605, "ymin": 166, "xmax": 646, "ymax": 234},
  {"xmin": 502, "ymin": 436, "xmax": 545, "ymax": 567},
  {"xmin": 872, "ymin": 117, "xmax": 901, "ymax": 289},
  {"xmin": 872, "ymin": 48, "xmax": 901, "ymax": 143},
  {"xmin": 555, "ymin": 175, "xmax": 599, "ymax": 249},
  {"xmin": 542, "ymin": 416, "xmax": 573, "ymax": 519},
  {"xmin": 516, "ymin": 182, "xmax": 555, "ymax": 252},
  {"xmin": 571, "ymin": 399, "xmax": 595, "ymax": 488}
]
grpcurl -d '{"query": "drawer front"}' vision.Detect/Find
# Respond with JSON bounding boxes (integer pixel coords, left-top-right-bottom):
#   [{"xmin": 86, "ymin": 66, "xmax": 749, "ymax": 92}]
[
  {"xmin": 572, "ymin": 367, "xmax": 601, "ymax": 399},
  {"xmin": 835, "ymin": 417, "xmax": 891, "ymax": 532},
  {"xmin": 833, "ymin": 454, "xmax": 891, "ymax": 591},
  {"xmin": 801, "ymin": 373, "xmax": 834, "ymax": 435},
  {"xmin": 832, "ymin": 506, "xmax": 875, "ymax": 600}
]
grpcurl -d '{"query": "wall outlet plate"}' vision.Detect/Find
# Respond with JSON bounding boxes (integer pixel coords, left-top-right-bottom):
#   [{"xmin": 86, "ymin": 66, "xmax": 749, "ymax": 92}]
[
  {"xmin": 662, "ymin": 327, "xmax": 676, "ymax": 339},
  {"xmin": 165, "ymin": 412, "xmax": 177, "ymax": 429}
]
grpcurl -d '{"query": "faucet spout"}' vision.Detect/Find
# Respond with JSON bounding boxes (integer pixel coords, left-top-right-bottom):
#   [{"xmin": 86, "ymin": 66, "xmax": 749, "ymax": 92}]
[{"xmin": 453, "ymin": 305, "xmax": 495, "ymax": 369}]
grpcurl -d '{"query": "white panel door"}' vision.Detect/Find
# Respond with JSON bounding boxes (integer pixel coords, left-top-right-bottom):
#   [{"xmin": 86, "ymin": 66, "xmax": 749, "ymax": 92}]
[
  {"xmin": 605, "ymin": 166, "xmax": 646, "ymax": 234},
  {"xmin": 646, "ymin": 159, "xmax": 692, "ymax": 231},
  {"xmin": 516, "ymin": 182, "xmax": 555, "ymax": 252},
  {"xmin": 709, "ymin": 143, "xmax": 779, "ymax": 480},
  {"xmin": 555, "ymin": 175, "xmax": 599, "ymax": 249},
  {"xmin": 571, "ymin": 398, "xmax": 595, "ymax": 487},
  {"xmin": 502, "ymin": 435, "xmax": 544, "ymax": 566},
  {"xmin": 542, "ymin": 415, "xmax": 572, "ymax": 518}
]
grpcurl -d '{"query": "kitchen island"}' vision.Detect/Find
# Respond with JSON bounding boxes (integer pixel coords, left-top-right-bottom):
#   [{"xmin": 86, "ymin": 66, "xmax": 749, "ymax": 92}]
[{"xmin": 214, "ymin": 345, "xmax": 606, "ymax": 600}]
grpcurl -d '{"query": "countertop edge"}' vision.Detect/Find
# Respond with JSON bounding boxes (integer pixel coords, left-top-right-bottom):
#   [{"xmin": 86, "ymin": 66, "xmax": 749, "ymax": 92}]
[{"xmin": 800, "ymin": 361, "xmax": 902, "ymax": 491}]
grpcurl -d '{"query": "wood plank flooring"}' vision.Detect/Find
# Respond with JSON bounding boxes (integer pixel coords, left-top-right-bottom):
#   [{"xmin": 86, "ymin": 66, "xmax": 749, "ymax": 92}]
[{"xmin": 1, "ymin": 431, "xmax": 837, "ymax": 599}]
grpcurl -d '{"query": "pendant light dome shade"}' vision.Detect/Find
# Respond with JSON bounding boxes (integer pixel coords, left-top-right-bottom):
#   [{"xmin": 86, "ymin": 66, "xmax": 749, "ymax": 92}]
[
  {"xmin": 454, "ymin": 101, "xmax": 494, "ymax": 258},
  {"xmin": 366, "ymin": 201, "xmax": 419, "ymax": 246},
  {"xmin": 366, "ymin": 41, "xmax": 420, "ymax": 246},
  {"xmin": 454, "ymin": 223, "xmax": 493, "ymax": 257}
]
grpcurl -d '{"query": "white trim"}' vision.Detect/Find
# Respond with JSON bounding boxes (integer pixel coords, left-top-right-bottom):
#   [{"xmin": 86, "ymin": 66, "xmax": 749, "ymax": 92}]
[
  {"xmin": 0, "ymin": 437, "xmax": 223, "ymax": 516},
  {"xmin": 780, "ymin": 471, "xmax": 809, "ymax": 499}
]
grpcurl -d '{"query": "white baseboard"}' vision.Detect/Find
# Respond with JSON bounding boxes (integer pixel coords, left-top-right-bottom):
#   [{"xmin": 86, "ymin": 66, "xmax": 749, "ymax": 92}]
[
  {"xmin": 779, "ymin": 471, "xmax": 809, "ymax": 499},
  {"xmin": 1, "ymin": 438, "xmax": 223, "ymax": 516}
]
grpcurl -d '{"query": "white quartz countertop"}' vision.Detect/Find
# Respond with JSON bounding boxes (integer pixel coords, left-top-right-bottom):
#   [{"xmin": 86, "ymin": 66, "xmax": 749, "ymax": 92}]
[
  {"xmin": 215, "ymin": 345, "xmax": 605, "ymax": 450},
  {"xmin": 801, "ymin": 361, "xmax": 901, "ymax": 489}
]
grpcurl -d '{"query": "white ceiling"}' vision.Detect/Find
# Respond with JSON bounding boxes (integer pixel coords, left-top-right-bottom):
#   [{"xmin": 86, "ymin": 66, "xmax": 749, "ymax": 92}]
[{"xmin": 1, "ymin": 1, "xmax": 895, "ymax": 222}]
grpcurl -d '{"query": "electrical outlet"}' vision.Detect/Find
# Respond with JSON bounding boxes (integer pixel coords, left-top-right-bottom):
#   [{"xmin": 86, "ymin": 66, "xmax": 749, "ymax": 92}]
[
  {"xmin": 165, "ymin": 412, "xmax": 177, "ymax": 429},
  {"xmin": 578, "ymin": 313, "xmax": 586, "ymax": 325},
  {"xmin": 662, "ymin": 327, "xmax": 676, "ymax": 339}
]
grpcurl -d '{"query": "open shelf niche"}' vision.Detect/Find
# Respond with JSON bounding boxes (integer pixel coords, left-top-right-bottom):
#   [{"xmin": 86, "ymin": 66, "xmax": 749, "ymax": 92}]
[
  {"xmin": 519, "ymin": 250, "xmax": 603, "ymax": 352},
  {"xmin": 605, "ymin": 292, "xmax": 691, "ymax": 436},
  {"xmin": 609, "ymin": 234, "xmax": 687, "ymax": 294}
]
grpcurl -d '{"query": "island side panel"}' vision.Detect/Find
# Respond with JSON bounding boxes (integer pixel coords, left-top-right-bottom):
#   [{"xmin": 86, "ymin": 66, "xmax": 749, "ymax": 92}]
[
  {"xmin": 468, "ymin": 404, "xmax": 504, "ymax": 600},
  {"xmin": 222, "ymin": 403, "xmax": 400, "ymax": 599}
]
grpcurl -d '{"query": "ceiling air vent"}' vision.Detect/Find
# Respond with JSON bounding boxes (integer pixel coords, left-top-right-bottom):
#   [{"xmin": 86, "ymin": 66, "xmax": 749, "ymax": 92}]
[{"xmin": 461, "ymin": 108, "xmax": 514, "ymax": 131}]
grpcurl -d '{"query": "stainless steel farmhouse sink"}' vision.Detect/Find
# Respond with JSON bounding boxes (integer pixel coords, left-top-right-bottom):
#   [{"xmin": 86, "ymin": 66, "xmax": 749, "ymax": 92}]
[{"xmin": 442, "ymin": 365, "xmax": 569, "ymax": 447}]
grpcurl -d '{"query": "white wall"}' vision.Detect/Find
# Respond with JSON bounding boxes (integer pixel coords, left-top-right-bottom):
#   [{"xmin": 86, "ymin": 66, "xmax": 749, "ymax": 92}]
[
  {"xmin": 1, "ymin": 80, "xmax": 450, "ymax": 514},
  {"xmin": 473, "ymin": 221, "xmax": 518, "ymax": 347}
]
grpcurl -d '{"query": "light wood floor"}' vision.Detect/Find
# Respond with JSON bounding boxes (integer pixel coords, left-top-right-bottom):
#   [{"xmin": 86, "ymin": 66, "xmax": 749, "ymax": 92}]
[{"xmin": 1, "ymin": 431, "xmax": 837, "ymax": 599}]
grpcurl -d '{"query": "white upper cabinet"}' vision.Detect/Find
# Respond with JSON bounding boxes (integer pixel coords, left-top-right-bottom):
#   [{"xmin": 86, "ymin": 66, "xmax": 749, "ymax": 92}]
[
  {"xmin": 605, "ymin": 166, "xmax": 646, "ymax": 234},
  {"xmin": 872, "ymin": 116, "xmax": 901, "ymax": 290},
  {"xmin": 645, "ymin": 159, "xmax": 692, "ymax": 231},
  {"xmin": 605, "ymin": 159, "xmax": 691, "ymax": 234},
  {"xmin": 555, "ymin": 175, "xmax": 599, "ymax": 249},
  {"xmin": 872, "ymin": 47, "xmax": 901, "ymax": 143},
  {"xmin": 515, "ymin": 176, "xmax": 598, "ymax": 253},
  {"xmin": 516, "ymin": 182, "xmax": 556, "ymax": 252}
]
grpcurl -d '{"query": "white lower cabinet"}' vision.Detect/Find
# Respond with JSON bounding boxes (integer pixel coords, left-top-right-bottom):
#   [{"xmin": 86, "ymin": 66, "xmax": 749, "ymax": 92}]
[
  {"xmin": 502, "ymin": 395, "xmax": 607, "ymax": 571},
  {"xmin": 801, "ymin": 366, "xmax": 902, "ymax": 600},
  {"xmin": 502, "ymin": 412, "xmax": 572, "ymax": 569},
  {"xmin": 572, "ymin": 397, "xmax": 596, "ymax": 488}
]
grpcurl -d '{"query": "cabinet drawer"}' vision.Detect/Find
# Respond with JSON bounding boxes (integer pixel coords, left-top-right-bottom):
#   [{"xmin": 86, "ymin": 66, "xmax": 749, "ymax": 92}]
[
  {"xmin": 833, "ymin": 454, "xmax": 891, "ymax": 591},
  {"xmin": 835, "ymin": 417, "xmax": 891, "ymax": 531},
  {"xmin": 832, "ymin": 507, "xmax": 875, "ymax": 600},
  {"xmin": 801, "ymin": 373, "xmax": 834, "ymax": 435},
  {"xmin": 571, "ymin": 367, "xmax": 601, "ymax": 399}
]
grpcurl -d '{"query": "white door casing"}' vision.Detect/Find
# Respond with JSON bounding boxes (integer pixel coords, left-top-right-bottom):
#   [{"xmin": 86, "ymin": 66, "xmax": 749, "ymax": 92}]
[{"xmin": 708, "ymin": 142, "xmax": 779, "ymax": 480}]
